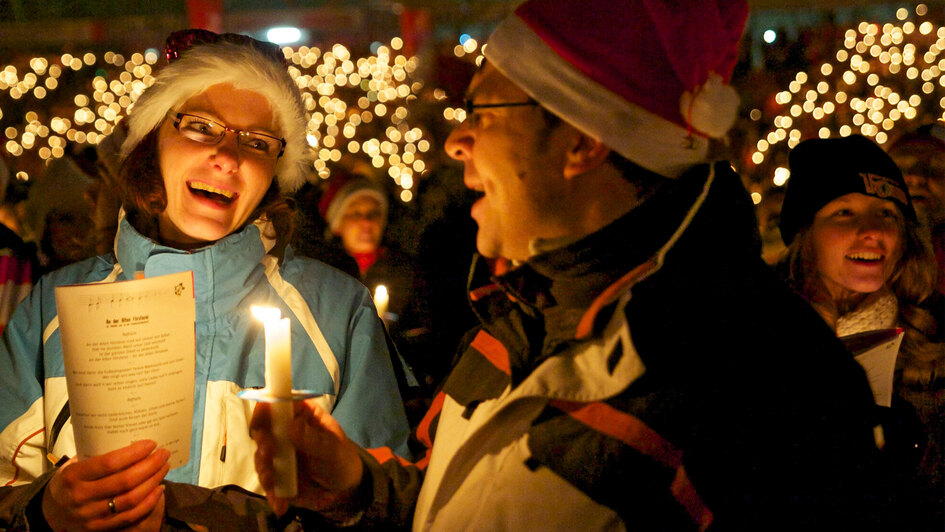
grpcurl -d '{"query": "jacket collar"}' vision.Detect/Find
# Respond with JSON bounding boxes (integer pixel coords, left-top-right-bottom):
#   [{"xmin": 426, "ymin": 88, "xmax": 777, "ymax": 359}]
[
  {"xmin": 468, "ymin": 162, "xmax": 759, "ymax": 380},
  {"xmin": 114, "ymin": 212, "xmax": 277, "ymax": 316},
  {"xmin": 472, "ymin": 164, "xmax": 717, "ymax": 322},
  {"xmin": 464, "ymin": 162, "xmax": 766, "ymax": 401}
]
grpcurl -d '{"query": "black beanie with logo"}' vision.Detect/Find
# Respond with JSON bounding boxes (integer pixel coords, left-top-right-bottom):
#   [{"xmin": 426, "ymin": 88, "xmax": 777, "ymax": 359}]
[{"xmin": 779, "ymin": 134, "xmax": 916, "ymax": 246}]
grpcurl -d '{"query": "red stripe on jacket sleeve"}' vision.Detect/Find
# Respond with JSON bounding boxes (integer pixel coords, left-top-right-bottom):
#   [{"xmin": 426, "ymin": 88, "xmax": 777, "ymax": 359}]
[
  {"xmin": 365, "ymin": 446, "xmax": 413, "ymax": 467},
  {"xmin": 416, "ymin": 391, "xmax": 445, "ymax": 450},
  {"xmin": 550, "ymin": 400, "xmax": 682, "ymax": 467},
  {"xmin": 469, "ymin": 330, "xmax": 511, "ymax": 375},
  {"xmin": 550, "ymin": 399, "xmax": 713, "ymax": 530}
]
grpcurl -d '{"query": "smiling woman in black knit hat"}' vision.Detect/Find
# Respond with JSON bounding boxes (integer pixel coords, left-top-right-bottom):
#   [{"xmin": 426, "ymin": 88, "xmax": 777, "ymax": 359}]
[{"xmin": 778, "ymin": 134, "xmax": 943, "ymax": 530}]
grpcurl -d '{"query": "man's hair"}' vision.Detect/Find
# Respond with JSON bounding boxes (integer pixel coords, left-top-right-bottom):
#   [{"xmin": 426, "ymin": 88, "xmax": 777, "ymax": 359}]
[
  {"xmin": 536, "ymin": 105, "xmax": 666, "ymax": 195},
  {"xmin": 118, "ymin": 128, "xmax": 296, "ymax": 256}
]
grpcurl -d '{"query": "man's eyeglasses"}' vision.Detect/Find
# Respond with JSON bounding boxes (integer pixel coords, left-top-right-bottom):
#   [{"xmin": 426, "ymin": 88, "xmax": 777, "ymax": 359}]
[
  {"xmin": 171, "ymin": 113, "xmax": 286, "ymax": 159},
  {"xmin": 462, "ymin": 99, "xmax": 538, "ymax": 125},
  {"xmin": 164, "ymin": 29, "xmax": 287, "ymax": 67},
  {"xmin": 463, "ymin": 99, "xmax": 538, "ymax": 115}
]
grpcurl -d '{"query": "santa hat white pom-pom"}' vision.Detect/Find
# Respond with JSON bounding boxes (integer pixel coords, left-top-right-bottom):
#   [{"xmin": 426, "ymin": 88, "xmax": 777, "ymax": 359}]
[{"xmin": 679, "ymin": 72, "xmax": 740, "ymax": 138}]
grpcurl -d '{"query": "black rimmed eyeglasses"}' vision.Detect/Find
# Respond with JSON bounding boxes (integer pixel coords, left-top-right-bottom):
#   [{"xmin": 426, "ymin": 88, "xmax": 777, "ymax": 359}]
[
  {"xmin": 170, "ymin": 113, "xmax": 286, "ymax": 159},
  {"xmin": 463, "ymin": 98, "xmax": 539, "ymax": 116}
]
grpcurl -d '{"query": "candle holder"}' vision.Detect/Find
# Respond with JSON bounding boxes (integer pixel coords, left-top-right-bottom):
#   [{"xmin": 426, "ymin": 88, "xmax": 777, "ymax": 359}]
[
  {"xmin": 238, "ymin": 388, "xmax": 324, "ymax": 498},
  {"xmin": 237, "ymin": 389, "xmax": 325, "ymax": 403}
]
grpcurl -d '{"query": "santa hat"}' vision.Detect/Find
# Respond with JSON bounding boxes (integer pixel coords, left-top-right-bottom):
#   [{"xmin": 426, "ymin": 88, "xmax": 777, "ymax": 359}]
[
  {"xmin": 484, "ymin": 0, "xmax": 749, "ymax": 178},
  {"xmin": 318, "ymin": 173, "xmax": 388, "ymax": 234},
  {"xmin": 779, "ymin": 135, "xmax": 916, "ymax": 245},
  {"xmin": 120, "ymin": 34, "xmax": 310, "ymax": 192}
]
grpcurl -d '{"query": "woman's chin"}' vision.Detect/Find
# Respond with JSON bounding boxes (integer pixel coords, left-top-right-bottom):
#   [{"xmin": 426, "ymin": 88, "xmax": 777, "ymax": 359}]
[{"xmin": 160, "ymin": 216, "xmax": 237, "ymax": 249}]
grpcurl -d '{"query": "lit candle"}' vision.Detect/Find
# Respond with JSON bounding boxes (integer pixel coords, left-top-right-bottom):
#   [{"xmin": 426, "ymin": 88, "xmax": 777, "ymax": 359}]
[
  {"xmin": 373, "ymin": 285, "xmax": 389, "ymax": 319},
  {"xmin": 251, "ymin": 305, "xmax": 297, "ymax": 498}
]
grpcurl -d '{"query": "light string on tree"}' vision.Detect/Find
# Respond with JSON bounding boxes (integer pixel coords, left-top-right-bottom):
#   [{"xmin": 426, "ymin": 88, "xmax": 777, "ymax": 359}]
[
  {"xmin": 746, "ymin": 3, "xmax": 943, "ymax": 205},
  {"xmin": 0, "ymin": 36, "xmax": 437, "ymax": 203}
]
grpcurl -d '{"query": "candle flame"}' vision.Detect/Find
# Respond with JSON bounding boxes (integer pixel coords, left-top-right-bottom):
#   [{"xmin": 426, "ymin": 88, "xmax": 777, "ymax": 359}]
[
  {"xmin": 251, "ymin": 305, "xmax": 282, "ymax": 322},
  {"xmin": 374, "ymin": 285, "xmax": 388, "ymax": 299}
]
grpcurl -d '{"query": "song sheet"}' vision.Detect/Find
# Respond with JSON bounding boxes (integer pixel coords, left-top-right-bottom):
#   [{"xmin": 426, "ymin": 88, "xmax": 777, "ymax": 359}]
[
  {"xmin": 841, "ymin": 328, "xmax": 904, "ymax": 408},
  {"xmin": 55, "ymin": 271, "xmax": 196, "ymax": 467}
]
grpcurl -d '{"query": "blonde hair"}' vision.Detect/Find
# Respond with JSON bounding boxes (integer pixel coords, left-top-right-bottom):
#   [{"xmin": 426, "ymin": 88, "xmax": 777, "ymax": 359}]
[{"xmin": 781, "ymin": 215, "xmax": 941, "ymax": 385}]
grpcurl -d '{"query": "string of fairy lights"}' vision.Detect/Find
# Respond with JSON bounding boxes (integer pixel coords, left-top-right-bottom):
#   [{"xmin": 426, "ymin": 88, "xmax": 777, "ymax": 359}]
[
  {"xmin": 0, "ymin": 36, "xmax": 433, "ymax": 203},
  {"xmin": 440, "ymin": 4, "xmax": 944, "ymax": 207},
  {"xmin": 289, "ymin": 38, "xmax": 430, "ymax": 202},
  {"xmin": 1, "ymin": 5, "xmax": 940, "ymax": 205},
  {"xmin": 746, "ymin": 3, "xmax": 944, "ymax": 204},
  {"xmin": 442, "ymin": 36, "xmax": 484, "ymax": 124}
]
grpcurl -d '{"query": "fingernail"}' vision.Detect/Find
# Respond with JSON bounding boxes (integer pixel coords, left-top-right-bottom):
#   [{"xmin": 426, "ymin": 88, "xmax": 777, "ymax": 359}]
[{"xmin": 136, "ymin": 440, "xmax": 158, "ymax": 451}]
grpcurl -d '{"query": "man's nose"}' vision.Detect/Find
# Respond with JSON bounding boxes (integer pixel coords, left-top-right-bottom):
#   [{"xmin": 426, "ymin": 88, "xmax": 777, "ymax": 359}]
[{"xmin": 444, "ymin": 123, "xmax": 472, "ymax": 162}]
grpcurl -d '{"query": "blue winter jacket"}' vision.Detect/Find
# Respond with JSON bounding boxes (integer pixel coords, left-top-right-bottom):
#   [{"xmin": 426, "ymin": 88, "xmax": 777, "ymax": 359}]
[{"xmin": 0, "ymin": 215, "xmax": 411, "ymax": 492}]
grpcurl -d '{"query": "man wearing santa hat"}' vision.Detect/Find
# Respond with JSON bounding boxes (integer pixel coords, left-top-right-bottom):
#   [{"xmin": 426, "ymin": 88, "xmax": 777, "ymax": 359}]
[{"xmin": 251, "ymin": 1, "xmax": 888, "ymax": 529}]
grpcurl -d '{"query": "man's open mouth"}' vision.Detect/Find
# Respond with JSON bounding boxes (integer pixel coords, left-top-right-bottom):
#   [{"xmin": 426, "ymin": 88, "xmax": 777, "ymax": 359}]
[{"xmin": 188, "ymin": 182, "xmax": 236, "ymax": 206}]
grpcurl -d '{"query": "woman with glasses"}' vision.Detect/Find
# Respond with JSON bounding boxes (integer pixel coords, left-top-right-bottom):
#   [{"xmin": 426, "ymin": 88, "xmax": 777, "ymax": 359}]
[{"xmin": 0, "ymin": 31, "xmax": 411, "ymax": 530}]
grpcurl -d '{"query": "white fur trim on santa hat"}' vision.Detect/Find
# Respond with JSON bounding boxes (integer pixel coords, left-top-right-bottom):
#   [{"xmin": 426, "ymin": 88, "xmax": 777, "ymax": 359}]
[
  {"xmin": 325, "ymin": 179, "xmax": 388, "ymax": 234},
  {"xmin": 485, "ymin": 15, "xmax": 711, "ymax": 179},
  {"xmin": 680, "ymin": 73, "xmax": 740, "ymax": 139},
  {"xmin": 120, "ymin": 41, "xmax": 310, "ymax": 192}
]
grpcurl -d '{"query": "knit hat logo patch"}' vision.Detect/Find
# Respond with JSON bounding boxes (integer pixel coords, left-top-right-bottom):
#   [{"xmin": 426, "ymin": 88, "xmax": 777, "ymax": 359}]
[{"xmin": 860, "ymin": 173, "xmax": 908, "ymax": 205}]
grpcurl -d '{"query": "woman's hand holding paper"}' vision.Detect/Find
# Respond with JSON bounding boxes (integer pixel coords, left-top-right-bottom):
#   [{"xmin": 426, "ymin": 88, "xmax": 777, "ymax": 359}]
[{"xmin": 41, "ymin": 440, "xmax": 169, "ymax": 531}]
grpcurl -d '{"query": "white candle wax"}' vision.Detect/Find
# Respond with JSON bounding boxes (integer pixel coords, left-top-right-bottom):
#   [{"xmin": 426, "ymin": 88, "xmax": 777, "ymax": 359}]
[
  {"xmin": 270, "ymin": 399, "xmax": 298, "ymax": 498},
  {"xmin": 373, "ymin": 285, "xmax": 389, "ymax": 319},
  {"xmin": 252, "ymin": 306, "xmax": 297, "ymax": 498},
  {"xmin": 264, "ymin": 317, "xmax": 292, "ymax": 398}
]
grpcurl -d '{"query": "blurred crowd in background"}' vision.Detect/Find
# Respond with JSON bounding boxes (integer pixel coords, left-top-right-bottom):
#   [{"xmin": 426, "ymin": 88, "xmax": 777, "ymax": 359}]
[{"xmin": 0, "ymin": 1, "xmax": 942, "ymax": 393}]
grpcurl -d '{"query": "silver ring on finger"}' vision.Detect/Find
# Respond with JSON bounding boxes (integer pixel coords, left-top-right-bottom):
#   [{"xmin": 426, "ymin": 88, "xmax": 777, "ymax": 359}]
[{"xmin": 107, "ymin": 498, "xmax": 118, "ymax": 514}]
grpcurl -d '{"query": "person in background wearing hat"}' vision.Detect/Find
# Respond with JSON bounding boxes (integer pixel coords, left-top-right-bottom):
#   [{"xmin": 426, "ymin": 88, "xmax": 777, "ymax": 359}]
[
  {"xmin": 779, "ymin": 134, "xmax": 943, "ymax": 531},
  {"xmin": 318, "ymin": 172, "xmax": 416, "ymax": 329},
  {"xmin": 317, "ymin": 172, "xmax": 422, "ymax": 402},
  {"xmin": 0, "ymin": 29, "xmax": 411, "ymax": 531},
  {"xmin": 888, "ymin": 123, "xmax": 945, "ymax": 298},
  {"xmin": 249, "ymin": 1, "xmax": 885, "ymax": 529}
]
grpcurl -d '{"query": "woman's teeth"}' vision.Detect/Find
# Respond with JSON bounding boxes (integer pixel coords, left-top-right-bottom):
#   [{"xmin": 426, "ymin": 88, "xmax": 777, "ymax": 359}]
[
  {"xmin": 846, "ymin": 252, "xmax": 882, "ymax": 262},
  {"xmin": 189, "ymin": 182, "xmax": 235, "ymax": 204}
]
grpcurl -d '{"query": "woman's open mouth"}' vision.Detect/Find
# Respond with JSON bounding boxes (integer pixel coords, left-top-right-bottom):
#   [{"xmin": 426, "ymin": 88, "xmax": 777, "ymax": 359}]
[
  {"xmin": 845, "ymin": 251, "xmax": 883, "ymax": 264},
  {"xmin": 188, "ymin": 181, "xmax": 237, "ymax": 206}
]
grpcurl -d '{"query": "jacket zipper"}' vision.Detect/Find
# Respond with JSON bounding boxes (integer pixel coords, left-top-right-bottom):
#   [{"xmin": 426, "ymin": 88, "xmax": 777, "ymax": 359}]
[{"xmin": 219, "ymin": 399, "xmax": 227, "ymax": 463}]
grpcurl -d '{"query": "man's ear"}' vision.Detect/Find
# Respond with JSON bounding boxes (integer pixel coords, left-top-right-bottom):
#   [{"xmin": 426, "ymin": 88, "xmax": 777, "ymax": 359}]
[{"xmin": 563, "ymin": 132, "xmax": 611, "ymax": 180}]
